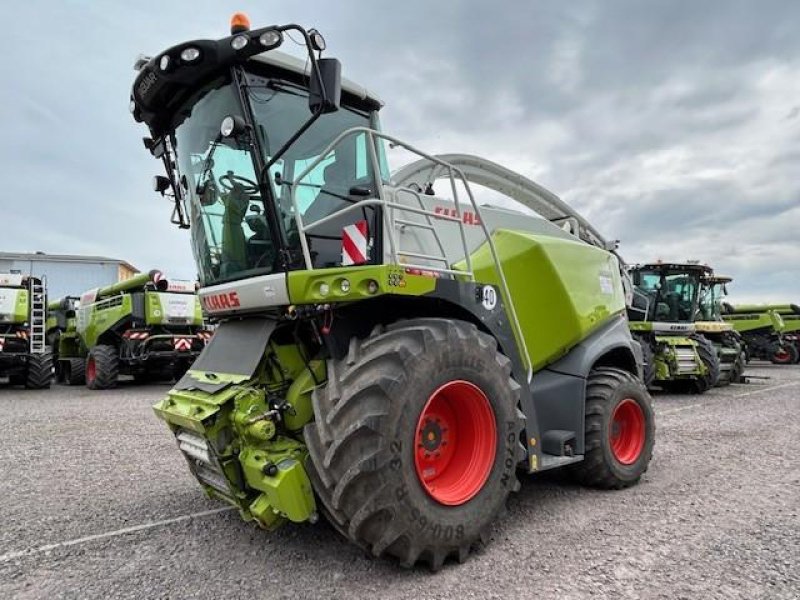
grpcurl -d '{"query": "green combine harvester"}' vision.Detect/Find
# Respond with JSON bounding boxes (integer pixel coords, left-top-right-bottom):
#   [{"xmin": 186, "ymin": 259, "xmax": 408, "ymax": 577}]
[
  {"xmin": 130, "ymin": 14, "xmax": 656, "ymax": 569},
  {"xmin": 46, "ymin": 295, "xmax": 85, "ymax": 385},
  {"xmin": 0, "ymin": 273, "xmax": 51, "ymax": 388},
  {"xmin": 56, "ymin": 270, "xmax": 211, "ymax": 389},
  {"xmin": 627, "ymin": 263, "xmax": 720, "ymax": 393},
  {"xmin": 696, "ymin": 273, "xmax": 746, "ymax": 384},
  {"xmin": 723, "ymin": 303, "xmax": 799, "ymax": 364}
]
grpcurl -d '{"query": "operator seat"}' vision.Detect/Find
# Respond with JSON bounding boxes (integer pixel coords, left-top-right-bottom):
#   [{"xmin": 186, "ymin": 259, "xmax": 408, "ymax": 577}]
[{"xmin": 304, "ymin": 160, "xmax": 352, "ymax": 224}]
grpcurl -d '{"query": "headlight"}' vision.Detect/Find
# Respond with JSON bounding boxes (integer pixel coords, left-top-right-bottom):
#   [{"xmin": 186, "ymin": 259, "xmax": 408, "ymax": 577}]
[
  {"xmin": 220, "ymin": 116, "xmax": 235, "ymax": 138},
  {"xmin": 231, "ymin": 35, "xmax": 249, "ymax": 51},
  {"xmin": 308, "ymin": 29, "xmax": 326, "ymax": 51},
  {"xmin": 339, "ymin": 279, "xmax": 350, "ymax": 293},
  {"xmin": 319, "ymin": 283, "xmax": 330, "ymax": 297},
  {"xmin": 259, "ymin": 30, "xmax": 282, "ymax": 48},
  {"xmin": 159, "ymin": 55, "xmax": 170, "ymax": 71},
  {"xmin": 180, "ymin": 47, "xmax": 201, "ymax": 62}
]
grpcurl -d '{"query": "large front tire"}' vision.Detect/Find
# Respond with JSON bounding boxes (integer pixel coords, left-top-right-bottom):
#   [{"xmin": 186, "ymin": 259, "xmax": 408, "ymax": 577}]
[
  {"xmin": 304, "ymin": 319, "xmax": 525, "ymax": 570},
  {"xmin": 25, "ymin": 352, "xmax": 53, "ymax": 389},
  {"xmin": 633, "ymin": 334, "xmax": 656, "ymax": 388},
  {"xmin": 691, "ymin": 334, "xmax": 720, "ymax": 393},
  {"xmin": 572, "ymin": 367, "xmax": 655, "ymax": 489},
  {"xmin": 86, "ymin": 345, "xmax": 119, "ymax": 390}
]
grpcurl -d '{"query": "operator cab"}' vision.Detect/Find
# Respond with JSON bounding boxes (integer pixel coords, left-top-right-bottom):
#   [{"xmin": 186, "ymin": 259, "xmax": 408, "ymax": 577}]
[
  {"xmin": 131, "ymin": 17, "xmax": 387, "ymax": 287},
  {"xmin": 628, "ymin": 263, "xmax": 711, "ymax": 323}
]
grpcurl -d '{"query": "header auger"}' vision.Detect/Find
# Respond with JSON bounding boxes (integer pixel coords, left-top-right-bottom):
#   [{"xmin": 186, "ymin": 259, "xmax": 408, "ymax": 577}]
[{"xmin": 131, "ymin": 13, "xmax": 655, "ymax": 569}]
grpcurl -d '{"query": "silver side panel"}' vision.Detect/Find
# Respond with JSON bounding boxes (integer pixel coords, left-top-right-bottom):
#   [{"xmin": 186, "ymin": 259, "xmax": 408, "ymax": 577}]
[{"xmin": 199, "ymin": 272, "xmax": 289, "ymax": 316}]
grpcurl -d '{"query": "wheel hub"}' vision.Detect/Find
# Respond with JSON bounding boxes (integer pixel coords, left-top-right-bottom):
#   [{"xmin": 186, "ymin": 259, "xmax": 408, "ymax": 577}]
[
  {"xmin": 414, "ymin": 380, "xmax": 497, "ymax": 506},
  {"xmin": 609, "ymin": 398, "xmax": 645, "ymax": 465}
]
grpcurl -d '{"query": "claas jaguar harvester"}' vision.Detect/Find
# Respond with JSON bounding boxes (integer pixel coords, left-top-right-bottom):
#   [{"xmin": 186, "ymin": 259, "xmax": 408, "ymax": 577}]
[
  {"xmin": 130, "ymin": 14, "xmax": 655, "ymax": 569},
  {"xmin": 695, "ymin": 272, "xmax": 746, "ymax": 384},
  {"xmin": 0, "ymin": 273, "xmax": 51, "ymax": 388},
  {"xmin": 58, "ymin": 271, "xmax": 211, "ymax": 389},
  {"xmin": 724, "ymin": 303, "xmax": 799, "ymax": 364},
  {"xmin": 627, "ymin": 263, "xmax": 720, "ymax": 392}
]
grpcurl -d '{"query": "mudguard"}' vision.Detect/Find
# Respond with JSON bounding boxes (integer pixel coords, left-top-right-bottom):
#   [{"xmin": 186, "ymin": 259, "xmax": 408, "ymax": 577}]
[{"xmin": 175, "ymin": 317, "xmax": 276, "ymax": 393}]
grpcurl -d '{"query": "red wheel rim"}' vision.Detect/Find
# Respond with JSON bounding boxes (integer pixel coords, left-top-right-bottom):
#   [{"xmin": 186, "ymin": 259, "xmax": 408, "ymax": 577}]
[
  {"xmin": 86, "ymin": 357, "xmax": 96, "ymax": 385},
  {"xmin": 609, "ymin": 398, "xmax": 645, "ymax": 465},
  {"xmin": 773, "ymin": 349, "xmax": 790, "ymax": 363},
  {"xmin": 414, "ymin": 380, "xmax": 497, "ymax": 506}
]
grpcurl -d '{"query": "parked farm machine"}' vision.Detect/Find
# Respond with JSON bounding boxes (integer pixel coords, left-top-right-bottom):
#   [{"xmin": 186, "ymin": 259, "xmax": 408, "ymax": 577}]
[
  {"xmin": 0, "ymin": 273, "xmax": 51, "ymax": 388},
  {"xmin": 54, "ymin": 271, "xmax": 211, "ymax": 388},
  {"xmin": 130, "ymin": 15, "xmax": 655, "ymax": 569}
]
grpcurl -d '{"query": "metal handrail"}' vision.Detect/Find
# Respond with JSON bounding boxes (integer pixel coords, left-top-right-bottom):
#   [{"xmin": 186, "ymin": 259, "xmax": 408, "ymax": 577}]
[{"xmin": 288, "ymin": 127, "xmax": 533, "ymax": 380}]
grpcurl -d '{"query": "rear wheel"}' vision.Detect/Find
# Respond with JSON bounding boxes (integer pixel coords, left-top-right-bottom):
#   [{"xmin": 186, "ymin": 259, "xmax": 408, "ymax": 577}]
[
  {"xmin": 63, "ymin": 358, "xmax": 86, "ymax": 386},
  {"xmin": 25, "ymin": 352, "xmax": 53, "ymax": 389},
  {"xmin": 771, "ymin": 344, "xmax": 798, "ymax": 365},
  {"xmin": 86, "ymin": 345, "xmax": 119, "ymax": 390},
  {"xmin": 304, "ymin": 319, "xmax": 525, "ymax": 570},
  {"xmin": 691, "ymin": 335, "xmax": 720, "ymax": 393},
  {"xmin": 572, "ymin": 367, "xmax": 655, "ymax": 489}
]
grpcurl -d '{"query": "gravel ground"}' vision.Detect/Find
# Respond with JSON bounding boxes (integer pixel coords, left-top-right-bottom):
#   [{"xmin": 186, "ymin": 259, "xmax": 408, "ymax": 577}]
[{"xmin": 0, "ymin": 364, "xmax": 798, "ymax": 599}]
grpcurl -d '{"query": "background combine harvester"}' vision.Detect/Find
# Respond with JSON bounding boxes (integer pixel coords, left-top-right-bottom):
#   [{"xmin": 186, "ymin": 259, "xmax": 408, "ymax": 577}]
[
  {"xmin": 130, "ymin": 14, "xmax": 655, "ymax": 569},
  {"xmin": 626, "ymin": 262, "xmax": 720, "ymax": 392},
  {"xmin": 0, "ymin": 273, "xmax": 51, "ymax": 389},
  {"xmin": 722, "ymin": 304, "xmax": 795, "ymax": 364},
  {"xmin": 56, "ymin": 270, "xmax": 211, "ymax": 389},
  {"xmin": 724, "ymin": 303, "xmax": 800, "ymax": 364}
]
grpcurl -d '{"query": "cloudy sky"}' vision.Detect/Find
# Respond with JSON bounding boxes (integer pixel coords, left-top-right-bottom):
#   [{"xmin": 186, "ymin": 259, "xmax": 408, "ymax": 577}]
[{"xmin": 1, "ymin": 1, "xmax": 798, "ymax": 301}]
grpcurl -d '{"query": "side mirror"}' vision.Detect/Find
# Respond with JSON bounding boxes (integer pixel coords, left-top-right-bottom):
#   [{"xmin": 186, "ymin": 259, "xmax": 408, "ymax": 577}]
[
  {"xmin": 153, "ymin": 175, "xmax": 171, "ymax": 195},
  {"xmin": 631, "ymin": 271, "xmax": 641, "ymax": 286},
  {"xmin": 309, "ymin": 57, "xmax": 341, "ymax": 114}
]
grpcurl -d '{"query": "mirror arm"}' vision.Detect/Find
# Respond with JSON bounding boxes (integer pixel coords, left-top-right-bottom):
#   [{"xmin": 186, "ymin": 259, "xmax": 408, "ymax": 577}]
[{"xmin": 262, "ymin": 109, "xmax": 322, "ymax": 173}]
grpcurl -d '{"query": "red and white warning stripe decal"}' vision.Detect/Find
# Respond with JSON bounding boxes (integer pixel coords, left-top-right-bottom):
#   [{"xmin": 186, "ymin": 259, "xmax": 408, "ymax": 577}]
[
  {"xmin": 174, "ymin": 338, "xmax": 192, "ymax": 351},
  {"xmin": 341, "ymin": 220, "xmax": 368, "ymax": 266},
  {"xmin": 0, "ymin": 338, "xmax": 5, "ymax": 352}
]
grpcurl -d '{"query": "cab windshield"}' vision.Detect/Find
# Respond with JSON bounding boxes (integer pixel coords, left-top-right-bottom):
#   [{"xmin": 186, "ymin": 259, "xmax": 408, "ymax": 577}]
[
  {"xmin": 698, "ymin": 281, "xmax": 725, "ymax": 321},
  {"xmin": 174, "ymin": 69, "xmax": 386, "ymax": 286},
  {"xmin": 634, "ymin": 270, "xmax": 701, "ymax": 322}
]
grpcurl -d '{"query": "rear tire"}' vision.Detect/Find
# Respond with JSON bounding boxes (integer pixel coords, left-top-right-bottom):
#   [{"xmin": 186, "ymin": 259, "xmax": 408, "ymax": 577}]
[
  {"xmin": 572, "ymin": 367, "xmax": 655, "ymax": 489},
  {"xmin": 25, "ymin": 352, "xmax": 53, "ymax": 389},
  {"xmin": 691, "ymin": 335, "xmax": 720, "ymax": 393},
  {"xmin": 304, "ymin": 318, "xmax": 525, "ymax": 570},
  {"xmin": 64, "ymin": 358, "xmax": 86, "ymax": 386},
  {"xmin": 770, "ymin": 344, "xmax": 798, "ymax": 365},
  {"xmin": 86, "ymin": 345, "xmax": 119, "ymax": 390}
]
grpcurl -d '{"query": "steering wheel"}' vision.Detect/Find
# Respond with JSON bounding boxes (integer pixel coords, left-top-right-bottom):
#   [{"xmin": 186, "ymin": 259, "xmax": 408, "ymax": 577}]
[{"xmin": 219, "ymin": 173, "xmax": 259, "ymax": 194}]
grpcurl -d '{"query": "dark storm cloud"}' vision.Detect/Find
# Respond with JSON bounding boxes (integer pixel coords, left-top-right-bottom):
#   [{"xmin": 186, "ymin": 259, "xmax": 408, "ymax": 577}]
[{"xmin": 0, "ymin": 0, "xmax": 797, "ymax": 300}]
